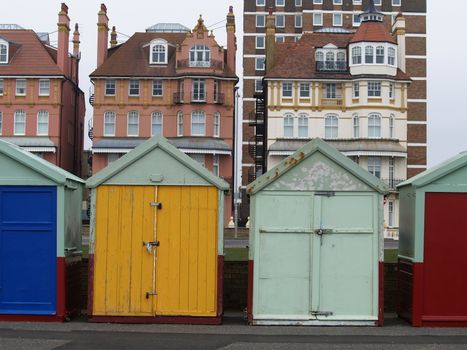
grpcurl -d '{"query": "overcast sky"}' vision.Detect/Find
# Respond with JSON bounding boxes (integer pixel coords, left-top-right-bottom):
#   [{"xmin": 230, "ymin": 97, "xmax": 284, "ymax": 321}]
[{"xmin": 2, "ymin": 0, "xmax": 466, "ymax": 167}]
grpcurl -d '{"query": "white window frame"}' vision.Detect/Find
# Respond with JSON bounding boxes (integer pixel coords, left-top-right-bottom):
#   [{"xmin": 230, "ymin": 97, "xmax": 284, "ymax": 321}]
[
  {"xmin": 388, "ymin": 47, "xmax": 396, "ymax": 66},
  {"xmin": 0, "ymin": 79, "xmax": 3, "ymax": 95},
  {"xmin": 295, "ymin": 0, "xmax": 302, "ymax": 6},
  {"xmin": 295, "ymin": 14, "xmax": 302, "ymax": 28},
  {"xmin": 0, "ymin": 111, "xmax": 3, "ymax": 135},
  {"xmin": 189, "ymin": 45, "xmax": 211, "ymax": 67},
  {"xmin": 368, "ymin": 156, "xmax": 381, "ymax": 178},
  {"xmin": 353, "ymin": 0, "xmax": 362, "ymax": 3},
  {"xmin": 255, "ymin": 36, "xmax": 265, "ymax": 49},
  {"xmin": 14, "ymin": 110, "xmax": 26, "ymax": 135},
  {"xmin": 298, "ymin": 114, "xmax": 308, "ymax": 138},
  {"xmin": 213, "ymin": 112, "xmax": 220, "ymax": 137},
  {"xmin": 313, "ymin": 0, "xmax": 323, "ymax": 4},
  {"xmin": 276, "ymin": 0, "xmax": 285, "ymax": 6},
  {"xmin": 255, "ymin": 57, "xmax": 265, "ymax": 71},
  {"xmin": 128, "ymin": 79, "xmax": 140, "ymax": 96},
  {"xmin": 389, "ymin": 114, "xmax": 395, "ymax": 138},
  {"xmin": 333, "ymin": 0, "xmax": 343, "ymax": 4},
  {"xmin": 325, "ymin": 114, "xmax": 338, "ymax": 139},
  {"xmin": 127, "ymin": 111, "xmax": 139, "ymax": 136},
  {"xmin": 368, "ymin": 81, "xmax": 382, "ymax": 97},
  {"xmin": 352, "ymin": 46, "xmax": 362, "ymax": 65},
  {"xmin": 365, "ymin": 46, "xmax": 374, "ymax": 64},
  {"xmin": 151, "ymin": 111, "xmax": 163, "ymax": 136},
  {"xmin": 353, "ymin": 82, "xmax": 360, "ymax": 98},
  {"xmin": 0, "ymin": 40, "xmax": 8, "ymax": 64},
  {"xmin": 256, "ymin": 15, "xmax": 265, "ymax": 28},
  {"xmin": 16, "ymin": 79, "xmax": 26, "ymax": 96},
  {"xmin": 191, "ymin": 110, "xmax": 206, "ymax": 136},
  {"xmin": 275, "ymin": 36, "xmax": 285, "ymax": 43},
  {"xmin": 376, "ymin": 46, "xmax": 385, "ymax": 64},
  {"xmin": 389, "ymin": 82, "xmax": 395, "ymax": 99},
  {"xmin": 37, "ymin": 110, "xmax": 49, "ymax": 136},
  {"xmin": 256, "ymin": 0, "xmax": 265, "ymax": 5},
  {"xmin": 392, "ymin": 0, "xmax": 401, "ymax": 6},
  {"xmin": 283, "ymin": 114, "xmax": 294, "ymax": 138},
  {"xmin": 212, "ymin": 154, "xmax": 220, "ymax": 176},
  {"xmin": 374, "ymin": 0, "xmax": 382, "ymax": 5},
  {"xmin": 255, "ymin": 79, "xmax": 263, "ymax": 93},
  {"xmin": 192, "ymin": 78, "xmax": 206, "ymax": 102},
  {"xmin": 276, "ymin": 14, "xmax": 285, "ymax": 28},
  {"xmin": 38, "ymin": 79, "xmax": 50, "ymax": 96},
  {"xmin": 368, "ymin": 113, "xmax": 382, "ymax": 138},
  {"xmin": 333, "ymin": 13, "xmax": 343, "ymax": 26},
  {"xmin": 313, "ymin": 13, "xmax": 323, "ymax": 26},
  {"xmin": 299, "ymin": 82, "xmax": 310, "ymax": 98},
  {"xmin": 152, "ymin": 79, "xmax": 163, "ymax": 97},
  {"xmin": 353, "ymin": 13, "xmax": 361, "ymax": 27},
  {"xmin": 104, "ymin": 111, "xmax": 116, "ymax": 136},
  {"xmin": 282, "ymin": 82, "xmax": 293, "ymax": 98},
  {"xmin": 150, "ymin": 39, "xmax": 168, "ymax": 65},
  {"xmin": 105, "ymin": 79, "xmax": 116, "ymax": 96},
  {"xmin": 352, "ymin": 114, "xmax": 359, "ymax": 138},
  {"xmin": 177, "ymin": 111, "xmax": 184, "ymax": 136}
]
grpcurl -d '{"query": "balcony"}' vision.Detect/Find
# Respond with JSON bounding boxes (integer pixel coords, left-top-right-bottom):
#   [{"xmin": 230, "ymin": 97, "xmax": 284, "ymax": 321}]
[
  {"xmin": 320, "ymin": 96, "xmax": 343, "ymax": 107},
  {"xmin": 381, "ymin": 178, "xmax": 405, "ymax": 191},
  {"xmin": 177, "ymin": 59, "xmax": 224, "ymax": 70},
  {"xmin": 316, "ymin": 60, "xmax": 348, "ymax": 72}
]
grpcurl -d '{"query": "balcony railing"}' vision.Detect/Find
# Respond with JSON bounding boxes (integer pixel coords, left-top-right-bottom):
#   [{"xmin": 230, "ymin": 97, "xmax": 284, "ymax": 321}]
[
  {"xmin": 321, "ymin": 96, "xmax": 343, "ymax": 106},
  {"xmin": 177, "ymin": 59, "xmax": 224, "ymax": 70},
  {"xmin": 316, "ymin": 60, "xmax": 347, "ymax": 72},
  {"xmin": 381, "ymin": 178, "xmax": 405, "ymax": 191}
]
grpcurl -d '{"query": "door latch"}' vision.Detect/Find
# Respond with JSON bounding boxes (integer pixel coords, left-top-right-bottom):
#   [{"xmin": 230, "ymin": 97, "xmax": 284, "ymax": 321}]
[
  {"xmin": 150, "ymin": 202, "xmax": 162, "ymax": 209},
  {"xmin": 314, "ymin": 229, "xmax": 332, "ymax": 236},
  {"xmin": 311, "ymin": 310, "xmax": 333, "ymax": 317},
  {"xmin": 143, "ymin": 241, "xmax": 160, "ymax": 253},
  {"xmin": 145, "ymin": 291, "xmax": 157, "ymax": 299}
]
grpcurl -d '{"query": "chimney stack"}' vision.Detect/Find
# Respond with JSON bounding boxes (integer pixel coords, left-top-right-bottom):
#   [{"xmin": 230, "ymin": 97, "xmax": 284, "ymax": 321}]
[
  {"xmin": 72, "ymin": 23, "xmax": 80, "ymax": 57},
  {"xmin": 97, "ymin": 3, "xmax": 109, "ymax": 67},
  {"xmin": 57, "ymin": 3, "xmax": 70, "ymax": 74},
  {"xmin": 392, "ymin": 13, "xmax": 406, "ymax": 72},
  {"xmin": 226, "ymin": 6, "xmax": 236, "ymax": 73},
  {"xmin": 110, "ymin": 26, "xmax": 118, "ymax": 48},
  {"xmin": 265, "ymin": 8, "xmax": 276, "ymax": 73}
]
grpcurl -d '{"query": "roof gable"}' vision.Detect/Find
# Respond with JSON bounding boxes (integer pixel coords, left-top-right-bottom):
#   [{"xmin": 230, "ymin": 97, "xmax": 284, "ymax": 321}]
[
  {"xmin": 247, "ymin": 138, "xmax": 389, "ymax": 195},
  {"xmin": 86, "ymin": 135, "xmax": 229, "ymax": 190}
]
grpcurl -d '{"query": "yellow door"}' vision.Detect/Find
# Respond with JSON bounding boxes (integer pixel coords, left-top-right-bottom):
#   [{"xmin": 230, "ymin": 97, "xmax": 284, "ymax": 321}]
[
  {"xmin": 154, "ymin": 186, "xmax": 218, "ymax": 316},
  {"xmin": 93, "ymin": 185, "xmax": 157, "ymax": 316}
]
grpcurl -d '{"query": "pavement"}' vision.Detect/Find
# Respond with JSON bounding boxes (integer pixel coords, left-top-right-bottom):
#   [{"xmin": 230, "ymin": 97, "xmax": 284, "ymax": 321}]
[{"xmin": 1, "ymin": 314, "xmax": 467, "ymax": 349}]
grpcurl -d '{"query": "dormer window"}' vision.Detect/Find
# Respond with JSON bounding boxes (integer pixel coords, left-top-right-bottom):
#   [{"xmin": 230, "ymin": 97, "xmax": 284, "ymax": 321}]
[
  {"xmin": 150, "ymin": 39, "xmax": 168, "ymax": 65},
  {"xmin": 0, "ymin": 40, "xmax": 8, "ymax": 64},
  {"xmin": 316, "ymin": 47, "xmax": 347, "ymax": 72},
  {"xmin": 350, "ymin": 43, "xmax": 397, "ymax": 69},
  {"xmin": 189, "ymin": 45, "xmax": 211, "ymax": 67}
]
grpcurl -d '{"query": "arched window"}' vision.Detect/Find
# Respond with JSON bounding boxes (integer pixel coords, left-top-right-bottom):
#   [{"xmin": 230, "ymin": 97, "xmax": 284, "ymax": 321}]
[
  {"xmin": 191, "ymin": 110, "xmax": 206, "ymax": 136},
  {"xmin": 337, "ymin": 52, "xmax": 345, "ymax": 62},
  {"xmin": 298, "ymin": 114, "xmax": 308, "ymax": 138},
  {"xmin": 325, "ymin": 51, "xmax": 335, "ymax": 62},
  {"xmin": 177, "ymin": 111, "xmax": 184, "ymax": 136},
  {"xmin": 14, "ymin": 110, "xmax": 26, "ymax": 135},
  {"xmin": 352, "ymin": 114, "xmax": 359, "ymax": 138},
  {"xmin": 213, "ymin": 112, "xmax": 220, "ymax": 137},
  {"xmin": 368, "ymin": 113, "xmax": 381, "ymax": 138},
  {"xmin": 127, "ymin": 111, "xmax": 139, "ymax": 136},
  {"xmin": 150, "ymin": 39, "xmax": 168, "ymax": 64},
  {"xmin": 104, "ymin": 111, "xmax": 116, "ymax": 136},
  {"xmin": 389, "ymin": 114, "xmax": 395, "ymax": 138},
  {"xmin": 325, "ymin": 115, "xmax": 338, "ymax": 139},
  {"xmin": 0, "ymin": 42, "xmax": 7, "ymax": 63},
  {"xmin": 376, "ymin": 46, "xmax": 385, "ymax": 64},
  {"xmin": 365, "ymin": 46, "xmax": 374, "ymax": 64},
  {"xmin": 283, "ymin": 114, "xmax": 294, "ymax": 138},
  {"xmin": 37, "ymin": 110, "xmax": 49, "ymax": 136},
  {"xmin": 352, "ymin": 46, "xmax": 362, "ymax": 64},
  {"xmin": 315, "ymin": 51, "xmax": 324, "ymax": 62},
  {"xmin": 325, "ymin": 51, "xmax": 335, "ymax": 70},
  {"xmin": 388, "ymin": 47, "xmax": 396, "ymax": 66},
  {"xmin": 189, "ymin": 45, "xmax": 211, "ymax": 67},
  {"xmin": 151, "ymin": 111, "xmax": 163, "ymax": 136}
]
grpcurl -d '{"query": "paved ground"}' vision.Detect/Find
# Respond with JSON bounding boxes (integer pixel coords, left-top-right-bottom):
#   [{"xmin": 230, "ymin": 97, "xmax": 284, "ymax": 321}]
[{"xmin": 1, "ymin": 315, "xmax": 467, "ymax": 350}]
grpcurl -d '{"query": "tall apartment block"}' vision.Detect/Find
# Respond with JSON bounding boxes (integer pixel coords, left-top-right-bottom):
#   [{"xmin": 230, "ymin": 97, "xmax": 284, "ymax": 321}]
[
  {"xmin": 0, "ymin": 3, "xmax": 85, "ymax": 176},
  {"xmin": 242, "ymin": 0, "xmax": 427, "ymax": 213}
]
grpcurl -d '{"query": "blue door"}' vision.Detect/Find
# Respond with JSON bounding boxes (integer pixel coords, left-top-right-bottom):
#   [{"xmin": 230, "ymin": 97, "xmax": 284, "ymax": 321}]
[{"xmin": 0, "ymin": 186, "xmax": 57, "ymax": 315}]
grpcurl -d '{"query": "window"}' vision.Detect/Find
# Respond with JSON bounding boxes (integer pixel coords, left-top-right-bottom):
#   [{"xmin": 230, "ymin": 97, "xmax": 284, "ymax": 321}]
[
  {"xmin": 14, "ymin": 110, "xmax": 26, "ymax": 135},
  {"xmin": 0, "ymin": 112, "xmax": 2, "ymax": 135},
  {"xmin": 313, "ymin": 0, "xmax": 323, "ymax": 3},
  {"xmin": 365, "ymin": 46, "xmax": 374, "ymax": 64},
  {"xmin": 213, "ymin": 155, "xmax": 219, "ymax": 176},
  {"xmin": 316, "ymin": 51, "xmax": 324, "ymax": 63},
  {"xmin": 298, "ymin": 114, "xmax": 308, "ymax": 138},
  {"xmin": 368, "ymin": 81, "xmax": 382, "ymax": 97},
  {"xmin": 214, "ymin": 80, "xmax": 219, "ymax": 103},
  {"xmin": 151, "ymin": 112, "xmax": 163, "ymax": 136},
  {"xmin": 295, "ymin": 0, "xmax": 302, "ymax": 6},
  {"xmin": 179, "ymin": 79, "xmax": 185, "ymax": 102},
  {"xmin": 255, "ymin": 57, "xmax": 265, "ymax": 70},
  {"xmin": 333, "ymin": 13, "xmax": 343, "ymax": 26},
  {"xmin": 353, "ymin": 0, "xmax": 362, "ymax": 3},
  {"xmin": 388, "ymin": 201, "xmax": 394, "ymax": 227},
  {"xmin": 352, "ymin": 114, "xmax": 359, "ymax": 138},
  {"xmin": 275, "ymin": 36, "xmax": 285, "ymax": 43},
  {"xmin": 313, "ymin": 13, "xmax": 323, "ymax": 26},
  {"xmin": 295, "ymin": 15, "xmax": 302, "ymax": 28},
  {"xmin": 255, "ymin": 79, "xmax": 263, "ymax": 93},
  {"xmin": 189, "ymin": 45, "xmax": 211, "ymax": 67},
  {"xmin": 191, "ymin": 111, "xmax": 206, "ymax": 136},
  {"xmin": 256, "ymin": 15, "xmax": 265, "ymax": 27},
  {"xmin": 104, "ymin": 111, "xmax": 116, "ymax": 136},
  {"xmin": 283, "ymin": 114, "xmax": 294, "ymax": 138},
  {"xmin": 352, "ymin": 46, "xmax": 362, "ymax": 64},
  {"xmin": 0, "ymin": 79, "xmax": 3, "ymax": 95},
  {"xmin": 282, "ymin": 82, "xmax": 293, "ymax": 98},
  {"xmin": 374, "ymin": 0, "xmax": 381, "ymax": 5},
  {"xmin": 213, "ymin": 112, "xmax": 220, "ymax": 137},
  {"xmin": 256, "ymin": 36, "xmax": 265, "ymax": 49},
  {"xmin": 300, "ymin": 82, "xmax": 310, "ymax": 98},
  {"xmin": 105, "ymin": 79, "xmax": 116, "ymax": 96},
  {"xmin": 368, "ymin": 156, "xmax": 381, "ymax": 178},
  {"xmin": 325, "ymin": 115, "xmax": 338, "ymax": 139},
  {"xmin": 334, "ymin": 0, "xmax": 343, "ymax": 3},
  {"xmin": 337, "ymin": 52, "xmax": 345, "ymax": 63},
  {"xmin": 388, "ymin": 47, "xmax": 396, "ymax": 66},
  {"xmin": 368, "ymin": 113, "xmax": 381, "ymax": 138},
  {"xmin": 192, "ymin": 79, "xmax": 205, "ymax": 101},
  {"xmin": 276, "ymin": 14, "xmax": 285, "ymax": 28},
  {"xmin": 152, "ymin": 79, "xmax": 163, "ymax": 96},
  {"xmin": 39, "ymin": 79, "xmax": 50, "ymax": 96},
  {"xmin": 389, "ymin": 157, "xmax": 395, "ymax": 188},
  {"xmin": 389, "ymin": 83, "xmax": 394, "ymax": 99},
  {"xmin": 276, "ymin": 0, "xmax": 285, "ymax": 5},
  {"xmin": 150, "ymin": 40, "xmax": 167, "ymax": 64},
  {"xmin": 190, "ymin": 154, "xmax": 205, "ymax": 167},
  {"xmin": 127, "ymin": 111, "xmax": 139, "ymax": 136},
  {"xmin": 128, "ymin": 79, "xmax": 139, "ymax": 96},
  {"xmin": 16, "ymin": 79, "xmax": 26, "ymax": 96},
  {"xmin": 177, "ymin": 111, "xmax": 184, "ymax": 136},
  {"xmin": 376, "ymin": 46, "xmax": 385, "ymax": 64},
  {"xmin": 256, "ymin": 0, "xmax": 265, "ymax": 5},
  {"xmin": 353, "ymin": 14, "xmax": 361, "ymax": 26},
  {"xmin": 326, "ymin": 51, "xmax": 335, "ymax": 63},
  {"xmin": 389, "ymin": 114, "xmax": 395, "ymax": 138},
  {"xmin": 325, "ymin": 83, "xmax": 337, "ymax": 99},
  {"xmin": 392, "ymin": 0, "xmax": 401, "ymax": 5},
  {"xmin": 353, "ymin": 82, "xmax": 360, "ymax": 98},
  {"xmin": 37, "ymin": 110, "xmax": 49, "ymax": 135},
  {"xmin": 0, "ymin": 41, "xmax": 7, "ymax": 63}
]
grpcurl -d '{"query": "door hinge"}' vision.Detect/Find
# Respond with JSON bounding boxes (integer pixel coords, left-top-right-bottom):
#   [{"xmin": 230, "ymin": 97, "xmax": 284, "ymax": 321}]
[
  {"xmin": 150, "ymin": 201, "xmax": 162, "ymax": 209},
  {"xmin": 145, "ymin": 291, "xmax": 157, "ymax": 299},
  {"xmin": 311, "ymin": 310, "xmax": 333, "ymax": 317},
  {"xmin": 315, "ymin": 191, "xmax": 335, "ymax": 197}
]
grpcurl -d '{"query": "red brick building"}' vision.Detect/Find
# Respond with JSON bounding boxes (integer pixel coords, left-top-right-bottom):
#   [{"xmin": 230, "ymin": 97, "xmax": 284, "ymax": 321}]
[{"xmin": 0, "ymin": 3, "xmax": 85, "ymax": 176}]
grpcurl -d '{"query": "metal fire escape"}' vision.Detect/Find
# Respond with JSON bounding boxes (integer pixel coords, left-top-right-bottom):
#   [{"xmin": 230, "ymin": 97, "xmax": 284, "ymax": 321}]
[{"xmin": 248, "ymin": 90, "xmax": 267, "ymax": 183}]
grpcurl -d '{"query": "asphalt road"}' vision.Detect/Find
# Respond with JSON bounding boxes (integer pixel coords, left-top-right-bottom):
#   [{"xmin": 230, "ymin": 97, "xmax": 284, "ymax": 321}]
[{"xmin": 2, "ymin": 316, "xmax": 467, "ymax": 350}]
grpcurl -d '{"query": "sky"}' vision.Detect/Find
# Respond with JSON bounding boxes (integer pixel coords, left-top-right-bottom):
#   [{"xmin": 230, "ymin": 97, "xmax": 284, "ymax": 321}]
[{"xmin": 1, "ymin": 0, "xmax": 466, "ymax": 167}]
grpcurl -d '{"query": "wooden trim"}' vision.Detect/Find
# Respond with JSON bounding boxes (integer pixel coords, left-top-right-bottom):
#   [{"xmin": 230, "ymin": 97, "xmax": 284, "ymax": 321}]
[
  {"xmin": 378, "ymin": 261, "xmax": 384, "ymax": 326},
  {"xmin": 88, "ymin": 315, "xmax": 222, "ymax": 324},
  {"xmin": 411, "ymin": 262, "xmax": 423, "ymax": 327},
  {"xmin": 217, "ymin": 255, "xmax": 224, "ymax": 317},
  {"xmin": 87, "ymin": 254, "xmax": 95, "ymax": 317},
  {"xmin": 247, "ymin": 259, "xmax": 254, "ymax": 322},
  {"xmin": 56, "ymin": 257, "xmax": 66, "ymax": 319}
]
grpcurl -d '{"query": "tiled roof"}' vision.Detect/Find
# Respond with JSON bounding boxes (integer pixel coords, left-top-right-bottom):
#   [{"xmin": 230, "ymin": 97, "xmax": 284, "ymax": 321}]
[
  {"xmin": 349, "ymin": 21, "xmax": 396, "ymax": 44},
  {"xmin": 0, "ymin": 30, "xmax": 63, "ymax": 76},
  {"xmin": 90, "ymin": 32, "xmax": 236, "ymax": 79}
]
